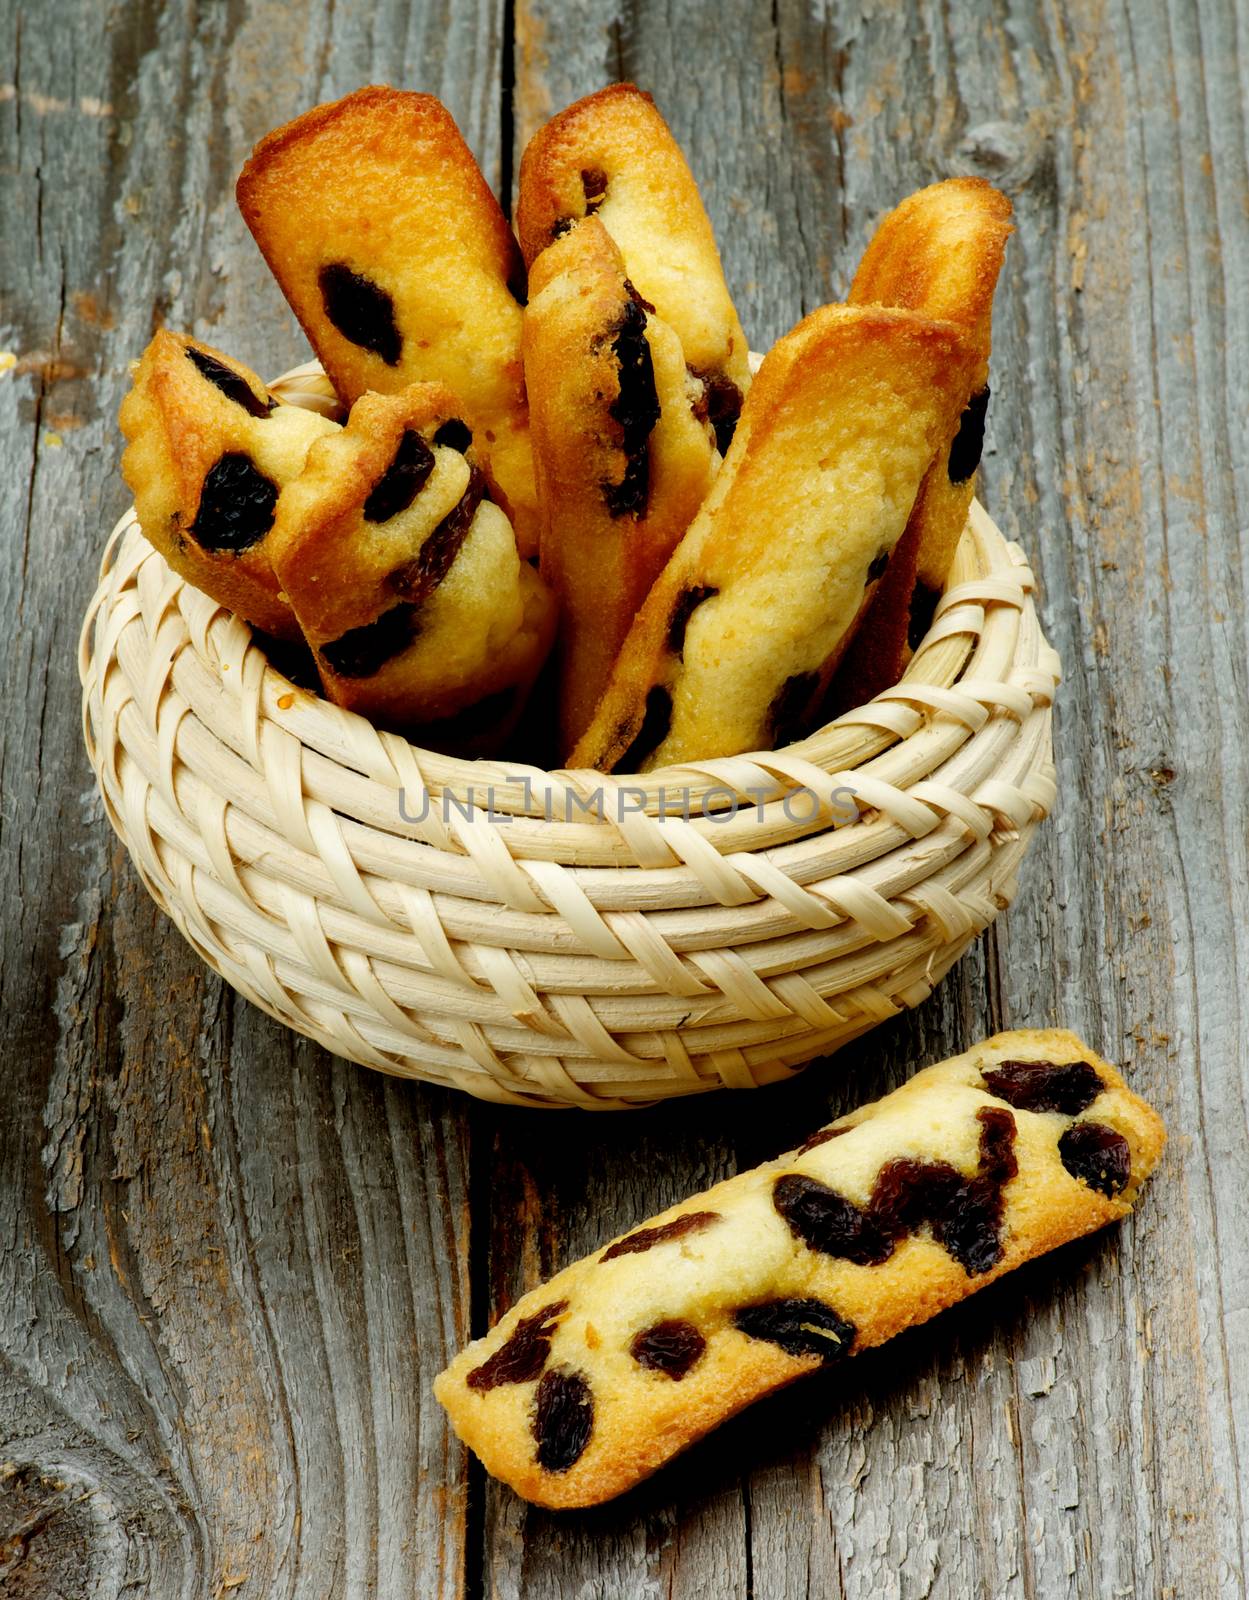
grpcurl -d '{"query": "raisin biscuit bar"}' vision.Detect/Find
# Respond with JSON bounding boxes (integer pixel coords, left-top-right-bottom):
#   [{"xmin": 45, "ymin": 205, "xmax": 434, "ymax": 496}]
[
  {"xmin": 832, "ymin": 179, "xmax": 1013, "ymax": 708},
  {"xmin": 568, "ymin": 303, "xmax": 979, "ymax": 772},
  {"xmin": 517, "ymin": 84, "xmax": 750, "ymax": 455},
  {"xmin": 523, "ymin": 218, "xmax": 718, "ymax": 751},
  {"xmin": 269, "ymin": 383, "xmax": 556, "ymax": 736},
  {"xmin": 119, "ymin": 330, "xmax": 338, "ymax": 638},
  {"xmin": 237, "ymin": 87, "xmax": 540, "ymax": 556},
  {"xmin": 436, "ymin": 1029, "xmax": 1165, "ymax": 1509}
]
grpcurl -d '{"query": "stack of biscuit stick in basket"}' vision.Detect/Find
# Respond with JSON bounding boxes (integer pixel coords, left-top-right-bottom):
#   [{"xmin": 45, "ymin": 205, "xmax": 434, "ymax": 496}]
[{"xmin": 118, "ymin": 81, "xmax": 1012, "ymax": 766}]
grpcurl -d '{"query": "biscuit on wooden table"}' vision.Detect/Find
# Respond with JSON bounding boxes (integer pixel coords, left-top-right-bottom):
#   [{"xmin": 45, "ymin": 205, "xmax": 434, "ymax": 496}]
[{"xmin": 436, "ymin": 1029, "xmax": 1164, "ymax": 1508}]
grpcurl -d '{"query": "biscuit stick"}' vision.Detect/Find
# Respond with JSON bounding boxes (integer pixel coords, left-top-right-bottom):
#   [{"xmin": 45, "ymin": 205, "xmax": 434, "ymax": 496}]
[
  {"xmin": 436, "ymin": 1030, "xmax": 1164, "ymax": 1509},
  {"xmin": 119, "ymin": 330, "xmax": 338, "ymax": 639},
  {"xmin": 237, "ymin": 87, "xmax": 540, "ymax": 556},
  {"xmin": 269, "ymin": 384, "xmax": 555, "ymax": 736},
  {"xmin": 831, "ymin": 178, "xmax": 1012, "ymax": 708},
  {"xmin": 518, "ymin": 84, "xmax": 751, "ymax": 453},
  {"xmin": 524, "ymin": 218, "xmax": 718, "ymax": 750},
  {"xmin": 569, "ymin": 303, "xmax": 979, "ymax": 772}
]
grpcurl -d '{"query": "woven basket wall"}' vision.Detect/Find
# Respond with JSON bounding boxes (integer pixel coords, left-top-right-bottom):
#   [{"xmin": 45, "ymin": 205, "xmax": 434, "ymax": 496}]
[{"xmin": 80, "ymin": 366, "xmax": 1060, "ymax": 1109}]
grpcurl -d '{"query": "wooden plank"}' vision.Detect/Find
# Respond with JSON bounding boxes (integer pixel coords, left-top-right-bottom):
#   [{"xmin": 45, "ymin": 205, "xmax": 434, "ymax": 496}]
[
  {"xmin": 491, "ymin": 1, "xmax": 1249, "ymax": 1597},
  {"xmin": 0, "ymin": 3, "xmax": 502, "ymax": 1595}
]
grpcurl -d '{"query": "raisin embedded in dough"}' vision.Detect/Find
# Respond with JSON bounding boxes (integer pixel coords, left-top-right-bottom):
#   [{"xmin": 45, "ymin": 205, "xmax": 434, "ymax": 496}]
[
  {"xmin": 666, "ymin": 585, "xmax": 718, "ymax": 658},
  {"xmin": 982, "ymin": 1058, "xmax": 1104, "ymax": 1115},
  {"xmin": 363, "ymin": 429, "xmax": 437, "ymax": 523},
  {"xmin": 947, "ymin": 386, "xmax": 991, "ymax": 484},
  {"xmin": 629, "ymin": 1319, "xmax": 706, "ymax": 1379},
  {"xmin": 186, "ymin": 345, "xmax": 275, "ymax": 418},
  {"xmin": 320, "ymin": 603, "xmax": 416, "ymax": 679},
  {"xmin": 532, "ymin": 1370, "xmax": 594, "ymax": 1472},
  {"xmin": 600, "ymin": 1211, "xmax": 720, "ymax": 1262},
  {"xmin": 733, "ymin": 1298, "xmax": 857, "ymax": 1364},
  {"xmin": 190, "ymin": 453, "xmax": 280, "ymax": 553},
  {"xmin": 467, "ymin": 1301, "xmax": 568, "ymax": 1391},
  {"xmin": 1059, "ymin": 1122, "xmax": 1132, "ymax": 1197}
]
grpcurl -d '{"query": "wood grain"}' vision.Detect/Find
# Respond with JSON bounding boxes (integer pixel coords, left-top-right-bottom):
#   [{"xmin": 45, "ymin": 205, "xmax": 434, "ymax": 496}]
[{"xmin": 1, "ymin": 0, "xmax": 1246, "ymax": 1596}]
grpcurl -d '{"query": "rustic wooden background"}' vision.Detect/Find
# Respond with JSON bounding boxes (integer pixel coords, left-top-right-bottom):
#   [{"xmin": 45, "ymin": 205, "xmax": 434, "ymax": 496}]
[{"xmin": 3, "ymin": 0, "xmax": 1247, "ymax": 1594}]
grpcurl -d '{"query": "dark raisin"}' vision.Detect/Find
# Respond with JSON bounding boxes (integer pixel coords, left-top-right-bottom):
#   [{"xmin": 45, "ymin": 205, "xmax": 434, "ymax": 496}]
[
  {"xmin": 190, "ymin": 453, "xmax": 279, "ymax": 553},
  {"xmin": 363, "ymin": 429, "xmax": 436, "ymax": 523},
  {"xmin": 975, "ymin": 1106, "xmax": 1021, "ymax": 1187},
  {"xmin": 797, "ymin": 1125, "xmax": 851, "ymax": 1155},
  {"xmin": 773, "ymin": 1174, "xmax": 894, "ymax": 1266},
  {"xmin": 907, "ymin": 580, "xmax": 941, "ymax": 651},
  {"xmin": 933, "ymin": 1175, "xmax": 1007, "ymax": 1275},
  {"xmin": 551, "ymin": 216, "xmax": 576, "ymax": 241},
  {"xmin": 467, "ymin": 1301, "xmax": 568, "ymax": 1390},
  {"xmin": 186, "ymin": 346, "xmax": 274, "ymax": 418},
  {"xmin": 433, "ymin": 418, "xmax": 473, "ymax": 452},
  {"xmin": 1059, "ymin": 1122, "xmax": 1132, "ymax": 1197},
  {"xmin": 581, "ymin": 165, "xmax": 609, "ymax": 214},
  {"xmin": 868, "ymin": 1108, "xmax": 1017, "ymax": 1278},
  {"xmin": 389, "ymin": 465, "xmax": 486, "ymax": 606},
  {"xmin": 614, "ymin": 685, "xmax": 672, "ymax": 771},
  {"xmin": 601, "ymin": 1210, "xmax": 720, "ymax": 1262},
  {"xmin": 319, "ymin": 262, "xmax": 402, "ymax": 366},
  {"xmin": 321, "ymin": 603, "xmax": 415, "ymax": 678},
  {"xmin": 767, "ymin": 671, "xmax": 821, "ymax": 748},
  {"xmin": 947, "ymin": 386, "xmax": 990, "ymax": 484},
  {"xmin": 869, "ymin": 1157, "xmax": 963, "ymax": 1237},
  {"xmin": 929, "ymin": 1110, "xmax": 1018, "ymax": 1275},
  {"xmin": 532, "ymin": 1370, "xmax": 594, "ymax": 1473},
  {"xmin": 601, "ymin": 295, "xmax": 660, "ymax": 519},
  {"xmin": 983, "ymin": 1059, "xmax": 1104, "ymax": 1116},
  {"xmin": 733, "ymin": 1298, "xmax": 856, "ymax": 1364},
  {"xmin": 629, "ymin": 1319, "xmax": 706, "ymax": 1380},
  {"xmin": 867, "ymin": 548, "xmax": 891, "ymax": 583},
  {"xmin": 666, "ymin": 585, "xmax": 718, "ymax": 658},
  {"xmin": 689, "ymin": 367, "xmax": 743, "ymax": 455}
]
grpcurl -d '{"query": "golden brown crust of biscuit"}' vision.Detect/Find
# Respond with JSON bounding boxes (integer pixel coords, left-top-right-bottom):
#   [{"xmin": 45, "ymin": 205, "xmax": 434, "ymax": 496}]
[
  {"xmin": 435, "ymin": 1029, "xmax": 1165, "ymax": 1509},
  {"xmin": 568, "ymin": 303, "xmax": 979, "ymax": 771},
  {"xmin": 119, "ymin": 329, "xmax": 337, "ymax": 639},
  {"xmin": 269, "ymin": 383, "xmax": 556, "ymax": 733},
  {"xmin": 832, "ymin": 179, "xmax": 1013, "ymax": 708},
  {"xmin": 516, "ymin": 84, "xmax": 750, "ymax": 401},
  {"xmin": 236, "ymin": 86, "xmax": 539, "ymax": 555},
  {"xmin": 523, "ymin": 218, "xmax": 717, "ymax": 751}
]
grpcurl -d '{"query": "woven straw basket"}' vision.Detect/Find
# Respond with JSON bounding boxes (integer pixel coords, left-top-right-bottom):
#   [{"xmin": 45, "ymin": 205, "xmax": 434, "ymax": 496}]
[{"xmin": 79, "ymin": 363, "xmax": 1060, "ymax": 1109}]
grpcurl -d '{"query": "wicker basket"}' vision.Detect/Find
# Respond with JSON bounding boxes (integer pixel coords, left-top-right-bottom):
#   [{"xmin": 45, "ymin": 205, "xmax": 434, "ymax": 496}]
[{"xmin": 80, "ymin": 365, "xmax": 1059, "ymax": 1109}]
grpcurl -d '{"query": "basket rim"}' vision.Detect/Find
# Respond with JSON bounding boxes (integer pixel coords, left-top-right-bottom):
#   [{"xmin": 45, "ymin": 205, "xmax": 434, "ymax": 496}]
[{"xmin": 84, "ymin": 498, "xmax": 1054, "ymax": 808}]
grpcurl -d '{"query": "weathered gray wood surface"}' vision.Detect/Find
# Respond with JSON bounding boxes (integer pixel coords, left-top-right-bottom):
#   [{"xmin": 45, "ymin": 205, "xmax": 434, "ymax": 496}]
[{"xmin": 2, "ymin": 0, "xmax": 1246, "ymax": 1595}]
